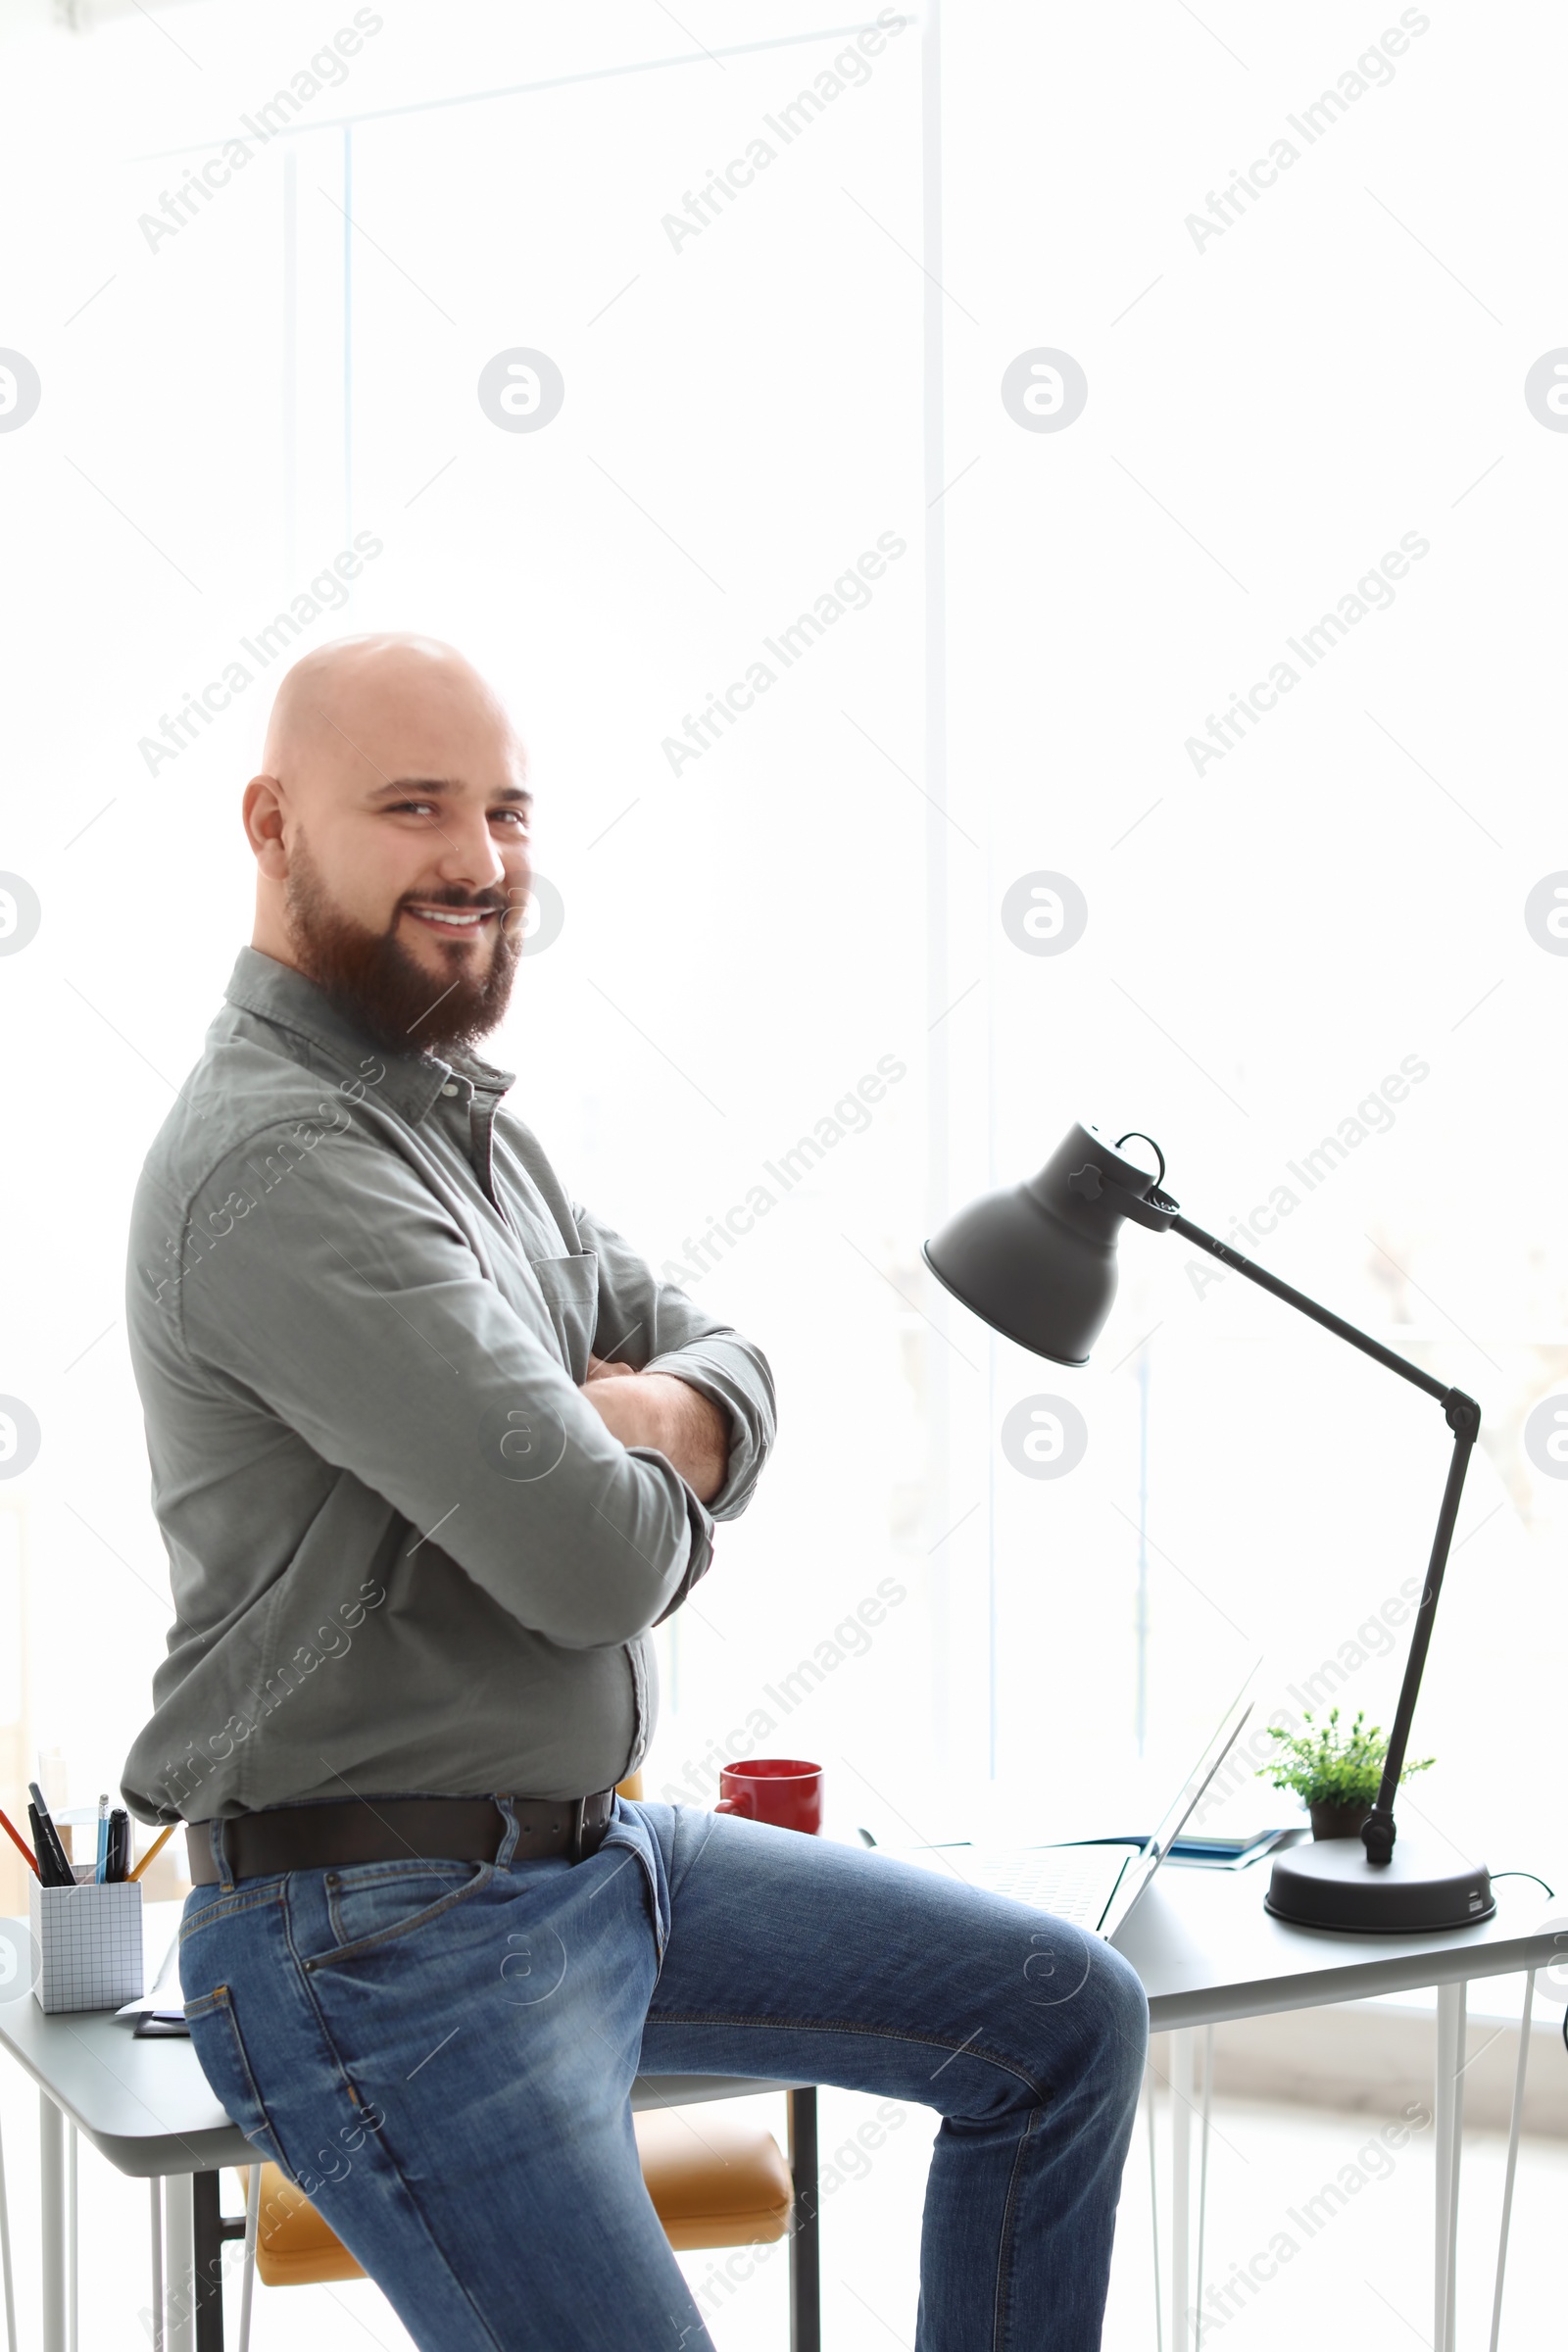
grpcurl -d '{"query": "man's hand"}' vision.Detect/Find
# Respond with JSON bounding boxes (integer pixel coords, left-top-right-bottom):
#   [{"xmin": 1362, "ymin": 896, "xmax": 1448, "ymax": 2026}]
[{"xmin": 580, "ymin": 1363, "xmax": 729, "ymax": 1503}]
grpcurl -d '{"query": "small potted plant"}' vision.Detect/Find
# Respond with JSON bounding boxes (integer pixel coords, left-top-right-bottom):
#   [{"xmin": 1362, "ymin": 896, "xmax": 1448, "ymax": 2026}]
[{"xmin": 1257, "ymin": 1706, "xmax": 1434, "ymax": 1839}]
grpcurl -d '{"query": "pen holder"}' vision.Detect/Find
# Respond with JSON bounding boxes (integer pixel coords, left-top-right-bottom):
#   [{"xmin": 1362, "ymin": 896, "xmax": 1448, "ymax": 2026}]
[{"xmin": 28, "ymin": 1876, "xmax": 143, "ymax": 2014}]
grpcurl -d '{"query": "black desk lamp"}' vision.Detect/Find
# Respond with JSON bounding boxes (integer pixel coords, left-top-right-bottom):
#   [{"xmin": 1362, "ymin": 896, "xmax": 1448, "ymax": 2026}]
[{"xmin": 924, "ymin": 1120, "xmax": 1493, "ymax": 1935}]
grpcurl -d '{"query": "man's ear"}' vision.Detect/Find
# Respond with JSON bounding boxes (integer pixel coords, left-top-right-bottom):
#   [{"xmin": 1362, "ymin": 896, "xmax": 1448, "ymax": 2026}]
[{"xmin": 242, "ymin": 774, "xmax": 289, "ymax": 878}]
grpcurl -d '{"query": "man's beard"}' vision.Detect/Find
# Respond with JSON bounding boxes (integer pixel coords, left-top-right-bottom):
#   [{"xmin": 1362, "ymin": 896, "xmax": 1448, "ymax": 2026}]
[{"xmin": 282, "ymin": 833, "xmax": 522, "ymax": 1060}]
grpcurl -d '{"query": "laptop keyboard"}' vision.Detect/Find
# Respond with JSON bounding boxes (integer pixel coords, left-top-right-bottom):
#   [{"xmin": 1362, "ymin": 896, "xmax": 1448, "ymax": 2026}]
[{"xmin": 885, "ymin": 1843, "xmax": 1133, "ymax": 1932}]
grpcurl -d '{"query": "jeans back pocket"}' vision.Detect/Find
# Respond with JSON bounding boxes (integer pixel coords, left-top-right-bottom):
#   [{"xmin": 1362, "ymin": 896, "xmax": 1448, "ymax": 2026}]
[{"xmin": 183, "ymin": 1984, "xmax": 291, "ymax": 2173}]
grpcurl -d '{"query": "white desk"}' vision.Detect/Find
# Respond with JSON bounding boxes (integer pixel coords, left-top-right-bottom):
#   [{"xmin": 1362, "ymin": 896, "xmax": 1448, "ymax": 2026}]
[{"xmin": 1114, "ymin": 1861, "xmax": 1562, "ymax": 2352}]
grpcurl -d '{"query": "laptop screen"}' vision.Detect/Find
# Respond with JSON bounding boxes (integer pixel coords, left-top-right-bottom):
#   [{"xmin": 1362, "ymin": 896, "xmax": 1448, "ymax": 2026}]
[{"xmin": 1101, "ymin": 1685, "xmax": 1255, "ymax": 1938}]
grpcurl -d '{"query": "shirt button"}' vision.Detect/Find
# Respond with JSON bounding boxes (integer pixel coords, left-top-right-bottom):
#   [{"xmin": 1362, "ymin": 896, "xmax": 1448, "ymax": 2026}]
[{"xmin": 441, "ymin": 1082, "xmax": 460, "ymax": 1098}]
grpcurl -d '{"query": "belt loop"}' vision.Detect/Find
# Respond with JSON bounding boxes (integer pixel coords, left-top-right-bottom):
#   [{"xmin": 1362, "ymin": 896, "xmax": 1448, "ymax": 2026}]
[
  {"xmin": 209, "ymin": 1817, "xmax": 235, "ymax": 1893},
  {"xmin": 568, "ymin": 1794, "xmax": 587, "ymax": 1863},
  {"xmin": 493, "ymin": 1796, "xmax": 520, "ymax": 1870}
]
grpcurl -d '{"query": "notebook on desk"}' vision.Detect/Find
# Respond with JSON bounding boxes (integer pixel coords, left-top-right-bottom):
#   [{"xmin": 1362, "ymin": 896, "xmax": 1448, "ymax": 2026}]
[
  {"xmin": 879, "ymin": 1686, "xmax": 1255, "ymax": 1940},
  {"xmin": 116, "ymin": 1924, "xmax": 188, "ymax": 2035}
]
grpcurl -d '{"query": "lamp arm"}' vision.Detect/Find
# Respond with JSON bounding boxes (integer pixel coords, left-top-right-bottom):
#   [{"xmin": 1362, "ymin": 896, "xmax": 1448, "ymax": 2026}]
[
  {"xmin": 1358, "ymin": 1396, "xmax": 1478, "ymax": 1861},
  {"xmin": 1169, "ymin": 1214, "xmax": 1482, "ymax": 1866},
  {"xmin": 1169, "ymin": 1215, "xmax": 1449, "ymax": 1404}
]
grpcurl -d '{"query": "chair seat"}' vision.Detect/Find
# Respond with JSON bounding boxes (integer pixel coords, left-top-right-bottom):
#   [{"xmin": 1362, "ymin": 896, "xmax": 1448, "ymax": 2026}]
[
  {"xmin": 234, "ymin": 2107, "xmax": 793, "ymax": 2284},
  {"xmin": 240, "ymin": 2169, "xmax": 365, "ymax": 2287},
  {"xmin": 633, "ymin": 2106, "xmax": 795, "ymax": 2250}
]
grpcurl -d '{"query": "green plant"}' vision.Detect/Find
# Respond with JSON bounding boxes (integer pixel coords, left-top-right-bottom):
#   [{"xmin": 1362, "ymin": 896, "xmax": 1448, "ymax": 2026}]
[{"xmin": 1256, "ymin": 1707, "xmax": 1434, "ymax": 1810}]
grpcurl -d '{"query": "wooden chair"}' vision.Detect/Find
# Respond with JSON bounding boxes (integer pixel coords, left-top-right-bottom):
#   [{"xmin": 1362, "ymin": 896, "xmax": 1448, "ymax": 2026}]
[{"xmin": 235, "ymin": 2101, "xmax": 795, "ymax": 2280}]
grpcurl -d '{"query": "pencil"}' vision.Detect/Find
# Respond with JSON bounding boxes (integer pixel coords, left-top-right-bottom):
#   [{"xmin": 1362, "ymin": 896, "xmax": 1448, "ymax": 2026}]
[
  {"xmin": 127, "ymin": 1824, "xmax": 177, "ymax": 1883},
  {"xmin": 0, "ymin": 1804, "xmax": 38, "ymax": 1877}
]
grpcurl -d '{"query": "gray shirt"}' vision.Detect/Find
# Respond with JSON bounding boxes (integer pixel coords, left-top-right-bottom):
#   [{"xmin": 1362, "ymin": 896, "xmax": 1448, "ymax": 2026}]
[{"xmin": 121, "ymin": 948, "xmax": 775, "ymax": 1823}]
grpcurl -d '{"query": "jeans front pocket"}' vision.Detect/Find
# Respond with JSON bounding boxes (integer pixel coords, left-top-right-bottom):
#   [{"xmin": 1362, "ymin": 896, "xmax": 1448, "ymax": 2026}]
[
  {"xmin": 183, "ymin": 1985, "xmax": 291, "ymax": 2173},
  {"xmin": 323, "ymin": 1858, "xmax": 486, "ymax": 1952},
  {"xmin": 307, "ymin": 1858, "xmax": 496, "ymax": 1970},
  {"xmin": 592, "ymin": 1806, "xmax": 667, "ymax": 1973}
]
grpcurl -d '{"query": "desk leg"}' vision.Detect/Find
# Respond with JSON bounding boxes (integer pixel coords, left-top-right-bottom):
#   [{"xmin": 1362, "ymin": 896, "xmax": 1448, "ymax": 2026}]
[
  {"xmin": 237, "ymin": 2168, "xmax": 261, "ymax": 2352},
  {"xmin": 165, "ymin": 2175, "xmax": 194, "ymax": 2352},
  {"xmin": 1143, "ymin": 2064, "xmax": 1163, "ymax": 2352},
  {"xmin": 38, "ymin": 2095, "xmax": 65, "ymax": 2352},
  {"xmin": 149, "ymin": 2180, "xmax": 164, "ymax": 2352},
  {"xmin": 191, "ymin": 2172, "xmax": 226, "ymax": 2352},
  {"xmin": 66, "ymin": 2125, "xmax": 76, "ymax": 2352},
  {"xmin": 1434, "ymin": 1981, "xmax": 1466, "ymax": 2352},
  {"xmin": 1489, "ymin": 1968, "xmax": 1535, "ymax": 2352},
  {"xmin": 787, "ymin": 2087, "xmax": 821, "ymax": 2352},
  {"xmin": 0, "ymin": 2098, "xmax": 17, "ymax": 2352},
  {"xmin": 1170, "ymin": 2029, "xmax": 1193, "ymax": 2352},
  {"xmin": 1195, "ymin": 2024, "xmax": 1213, "ymax": 2336}
]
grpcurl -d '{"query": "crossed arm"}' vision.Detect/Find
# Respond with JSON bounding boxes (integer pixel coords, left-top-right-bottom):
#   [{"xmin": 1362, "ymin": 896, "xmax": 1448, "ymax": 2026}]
[{"xmin": 579, "ymin": 1353, "xmax": 730, "ymax": 1505}]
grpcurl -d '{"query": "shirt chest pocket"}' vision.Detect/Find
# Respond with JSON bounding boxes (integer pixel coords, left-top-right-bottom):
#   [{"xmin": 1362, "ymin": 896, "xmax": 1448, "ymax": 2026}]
[{"xmin": 528, "ymin": 1250, "xmax": 599, "ymax": 1383}]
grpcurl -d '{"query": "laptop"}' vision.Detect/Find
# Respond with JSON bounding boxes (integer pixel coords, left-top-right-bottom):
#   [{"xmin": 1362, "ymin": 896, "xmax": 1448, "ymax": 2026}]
[{"xmin": 878, "ymin": 1684, "xmax": 1255, "ymax": 1940}]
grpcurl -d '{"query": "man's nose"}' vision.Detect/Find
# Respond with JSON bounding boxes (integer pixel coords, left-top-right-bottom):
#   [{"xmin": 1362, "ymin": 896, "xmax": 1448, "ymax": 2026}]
[{"xmin": 429, "ymin": 812, "xmax": 512, "ymax": 893}]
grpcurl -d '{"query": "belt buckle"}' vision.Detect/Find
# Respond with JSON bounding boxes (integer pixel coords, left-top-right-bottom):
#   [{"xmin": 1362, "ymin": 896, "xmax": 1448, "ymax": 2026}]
[{"xmin": 568, "ymin": 1794, "xmax": 587, "ymax": 1863}]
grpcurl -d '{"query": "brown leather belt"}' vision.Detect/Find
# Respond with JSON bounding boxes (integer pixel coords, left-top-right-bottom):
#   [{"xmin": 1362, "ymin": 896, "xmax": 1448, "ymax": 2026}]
[{"xmin": 186, "ymin": 1789, "xmax": 616, "ymax": 1886}]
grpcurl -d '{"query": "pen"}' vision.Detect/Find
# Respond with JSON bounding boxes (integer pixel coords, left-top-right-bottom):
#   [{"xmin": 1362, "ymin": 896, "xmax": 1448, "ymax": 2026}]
[
  {"xmin": 128, "ymin": 1824, "xmax": 176, "ymax": 1884},
  {"xmin": 94, "ymin": 1793, "xmax": 109, "ymax": 1885},
  {"xmin": 0, "ymin": 1804, "xmax": 38, "ymax": 1878},
  {"xmin": 27, "ymin": 1801, "xmax": 67, "ymax": 1887},
  {"xmin": 108, "ymin": 1807, "xmax": 128, "ymax": 1882},
  {"xmin": 27, "ymin": 1784, "xmax": 74, "ymax": 1887}
]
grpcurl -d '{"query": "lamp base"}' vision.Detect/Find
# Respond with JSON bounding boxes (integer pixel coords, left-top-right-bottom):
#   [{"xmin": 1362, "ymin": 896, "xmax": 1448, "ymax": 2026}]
[{"xmin": 1265, "ymin": 1837, "xmax": 1494, "ymax": 1934}]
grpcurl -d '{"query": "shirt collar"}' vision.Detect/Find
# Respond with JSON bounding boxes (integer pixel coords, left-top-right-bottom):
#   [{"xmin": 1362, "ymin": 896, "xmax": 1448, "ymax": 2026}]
[{"xmin": 222, "ymin": 946, "xmax": 516, "ymax": 1125}]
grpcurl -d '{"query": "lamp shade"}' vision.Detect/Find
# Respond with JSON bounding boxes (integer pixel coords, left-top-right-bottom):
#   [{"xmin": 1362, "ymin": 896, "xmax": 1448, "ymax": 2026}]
[{"xmin": 921, "ymin": 1122, "xmax": 1171, "ymax": 1363}]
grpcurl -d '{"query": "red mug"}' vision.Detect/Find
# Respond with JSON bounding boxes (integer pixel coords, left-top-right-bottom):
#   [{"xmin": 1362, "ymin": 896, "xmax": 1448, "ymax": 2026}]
[{"xmin": 714, "ymin": 1758, "xmax": 823, "ymax": 1837}]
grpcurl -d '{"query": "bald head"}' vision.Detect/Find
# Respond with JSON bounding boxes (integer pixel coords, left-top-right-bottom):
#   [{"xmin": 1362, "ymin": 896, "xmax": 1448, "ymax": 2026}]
[
  {"xmin": 260, "ymin": 632, "xmax": 521, "ymax": 793},
  {"xmin": 242, "ymin": 632, "xmax": 533, "ymax": 1057}
]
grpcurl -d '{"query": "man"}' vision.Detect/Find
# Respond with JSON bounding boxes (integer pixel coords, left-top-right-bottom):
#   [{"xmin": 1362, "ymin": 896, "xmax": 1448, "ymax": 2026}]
[{"xmin": 122, "ymin": 633, "xmax": 1147, "ymax": 2350}]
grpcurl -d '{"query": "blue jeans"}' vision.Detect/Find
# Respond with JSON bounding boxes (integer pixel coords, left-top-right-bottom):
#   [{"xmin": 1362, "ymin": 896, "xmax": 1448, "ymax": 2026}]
[{"xmin": 179, "ymin": 1798, "xmax": 1147, "ymax": 2349}]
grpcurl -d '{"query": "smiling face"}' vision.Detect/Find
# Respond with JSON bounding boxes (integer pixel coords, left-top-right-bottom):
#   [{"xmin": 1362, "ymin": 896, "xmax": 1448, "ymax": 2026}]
[{"xmin": 243, "ymin": 634, "xmax": 533, "ymax": 1057}]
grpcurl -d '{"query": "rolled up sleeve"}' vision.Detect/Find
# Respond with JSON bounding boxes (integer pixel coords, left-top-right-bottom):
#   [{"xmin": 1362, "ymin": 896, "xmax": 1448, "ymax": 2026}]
[
  {"xmin": 573, "ymin": 1203, "xmax": 777, "ymax": 1520},
  {"xmin": 170, "ymin": 1119, "xmax": 712, "ymax": 1650}
]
